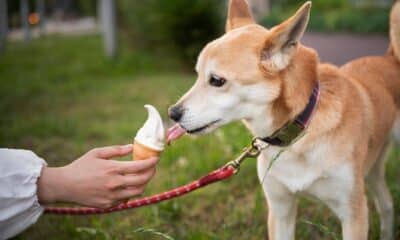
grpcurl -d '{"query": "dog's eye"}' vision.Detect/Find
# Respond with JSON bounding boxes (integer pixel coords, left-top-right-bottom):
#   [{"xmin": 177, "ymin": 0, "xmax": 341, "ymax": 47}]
[{"xmin": 209, "ymin": 74, "xmax": 226, "ymax": 87}]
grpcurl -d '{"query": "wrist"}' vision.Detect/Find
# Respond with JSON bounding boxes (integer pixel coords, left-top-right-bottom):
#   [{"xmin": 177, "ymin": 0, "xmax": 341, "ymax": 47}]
[{"xmin": 37, "ymin": 166, "xmax": 67, "ymax": 204}]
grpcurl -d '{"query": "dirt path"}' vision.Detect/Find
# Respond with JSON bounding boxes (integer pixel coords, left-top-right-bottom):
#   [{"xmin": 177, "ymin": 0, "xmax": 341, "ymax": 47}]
[{"xmin": 303, "ymin": 32, "xmax": 389, "ymax": 66}]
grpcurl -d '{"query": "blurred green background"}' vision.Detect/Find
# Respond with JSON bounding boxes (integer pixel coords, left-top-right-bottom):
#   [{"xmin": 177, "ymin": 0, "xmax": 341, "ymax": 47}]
[
  {"xmin": 262, "ymin": 0, "xmax": 390, "ymax": 34},
  {"xmin": 1, "ymin": 0, "xmax": 399, "ymax": 239}
]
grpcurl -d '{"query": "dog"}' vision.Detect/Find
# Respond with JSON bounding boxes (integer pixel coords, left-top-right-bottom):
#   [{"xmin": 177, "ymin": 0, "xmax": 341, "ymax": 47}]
[{"xmin": 167, "ymin": 0, "xmax": 400, "ymax": 239}]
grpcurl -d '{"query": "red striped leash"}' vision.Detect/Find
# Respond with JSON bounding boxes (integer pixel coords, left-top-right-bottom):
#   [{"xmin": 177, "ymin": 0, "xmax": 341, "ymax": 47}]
[{"xmin": 44, "ymin": 139, "xmax": 265, "ymax": 215}]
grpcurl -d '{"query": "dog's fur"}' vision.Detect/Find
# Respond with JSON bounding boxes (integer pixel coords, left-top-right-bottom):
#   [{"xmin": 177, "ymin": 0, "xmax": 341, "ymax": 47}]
[{"xmin": 169, "ymin": 1, "xmax": 400, "ymax": 239}]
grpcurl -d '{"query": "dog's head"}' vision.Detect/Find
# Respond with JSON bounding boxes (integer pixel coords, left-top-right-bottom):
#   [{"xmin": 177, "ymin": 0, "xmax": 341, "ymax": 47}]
[{"xmin": 169, "ymin": 0, "xmax": 318, "ymax": 138}]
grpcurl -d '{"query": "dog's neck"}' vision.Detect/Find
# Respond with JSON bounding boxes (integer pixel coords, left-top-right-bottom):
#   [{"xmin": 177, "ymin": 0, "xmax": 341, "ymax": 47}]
[
  {"xmin": 243, "ymin": 107, "xmax": 276, "ymax": 137},
  {"xmin": 244, "ymin": 46, "xmax": 319, "ymax": 139}
]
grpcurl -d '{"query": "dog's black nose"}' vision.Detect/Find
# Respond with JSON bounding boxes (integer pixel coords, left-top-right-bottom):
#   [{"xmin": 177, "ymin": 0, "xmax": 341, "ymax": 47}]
[{"xmin": 168, "ymin": 105, "xmax": 183, "ymax": 122}]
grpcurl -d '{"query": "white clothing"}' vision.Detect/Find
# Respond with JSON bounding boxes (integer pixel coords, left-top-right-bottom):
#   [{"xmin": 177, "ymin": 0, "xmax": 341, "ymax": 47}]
[{"xmin": 0, "ymin": 149, "xmax": 46, "ymax": 240}]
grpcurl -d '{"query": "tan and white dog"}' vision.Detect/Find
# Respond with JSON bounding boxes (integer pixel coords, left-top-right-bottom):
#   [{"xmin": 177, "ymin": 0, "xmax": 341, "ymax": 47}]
[{"xmin": 167, "ymin": 0, "xmax": 400, "ymax": 239}]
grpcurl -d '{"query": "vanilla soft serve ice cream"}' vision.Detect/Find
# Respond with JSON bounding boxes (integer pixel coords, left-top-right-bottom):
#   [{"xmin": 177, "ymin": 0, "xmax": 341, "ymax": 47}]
[
  {"xmin": 133, "ymin": 105, "xmax": 165, "ymax": 160},
  {"xmin": 135, "ymin": 105, "xmax": 165, "ymax": 151}
]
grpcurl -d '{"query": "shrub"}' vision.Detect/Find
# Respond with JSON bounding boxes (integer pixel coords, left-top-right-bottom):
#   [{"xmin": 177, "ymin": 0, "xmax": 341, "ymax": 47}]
[
  {"xmin": 261, "ymin": 6, "xmax": 389, "ymax": 34},
  {"xmin": 118, "ymin": 0, "xmax": 224, "ymax": 66}
]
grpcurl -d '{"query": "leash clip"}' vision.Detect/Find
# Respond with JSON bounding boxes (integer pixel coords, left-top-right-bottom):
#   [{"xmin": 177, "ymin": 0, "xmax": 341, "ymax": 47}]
[{"xmin": 225, "ymin": 138, "xmax": 268, "ymax": 174}]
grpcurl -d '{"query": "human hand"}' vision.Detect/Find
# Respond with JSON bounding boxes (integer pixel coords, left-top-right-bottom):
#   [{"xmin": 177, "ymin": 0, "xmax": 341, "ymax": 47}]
[{"xmin": 37, "ymin": 144, "xmax": 159, "ymax": 208}]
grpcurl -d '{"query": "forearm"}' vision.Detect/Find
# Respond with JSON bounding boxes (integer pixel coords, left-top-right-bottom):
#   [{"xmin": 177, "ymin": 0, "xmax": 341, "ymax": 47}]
[{"xmin": 37, "ymin": 167, "xmax": 67, "ymax": 204}]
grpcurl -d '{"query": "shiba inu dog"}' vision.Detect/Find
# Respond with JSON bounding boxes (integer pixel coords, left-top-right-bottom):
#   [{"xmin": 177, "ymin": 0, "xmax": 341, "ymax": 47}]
[{"xmin": 167, "ymin": 0, "xmax": 400, "ymax": 239}]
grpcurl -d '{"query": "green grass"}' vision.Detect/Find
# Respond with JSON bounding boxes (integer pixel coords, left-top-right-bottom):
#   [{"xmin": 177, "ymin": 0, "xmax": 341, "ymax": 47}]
[{"xmin": 1, "ymin": 35, "xmax": 399, "ymax": 240}]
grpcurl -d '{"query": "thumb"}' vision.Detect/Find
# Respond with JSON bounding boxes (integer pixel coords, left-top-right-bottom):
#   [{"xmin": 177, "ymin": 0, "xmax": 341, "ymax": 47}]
[{"xmin": 89, "ymin": 144, "xmax": 133, "ymax": 159}]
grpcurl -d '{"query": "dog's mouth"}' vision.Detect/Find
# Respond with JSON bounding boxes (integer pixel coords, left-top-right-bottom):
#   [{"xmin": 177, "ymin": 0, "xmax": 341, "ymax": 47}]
[
  {"xmin": 187, "ymin": 120, "xmax": 220, "ymax": 134},
  {"xmin": 166, "ymin": 120, "xmax": 220, "ymax": 143}
]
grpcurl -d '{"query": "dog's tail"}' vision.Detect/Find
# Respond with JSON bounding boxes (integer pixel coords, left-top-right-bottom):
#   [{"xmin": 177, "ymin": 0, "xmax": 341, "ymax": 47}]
[{"xmin": 389, "ymin": 0, "xmax": 400, "ymax": 62}]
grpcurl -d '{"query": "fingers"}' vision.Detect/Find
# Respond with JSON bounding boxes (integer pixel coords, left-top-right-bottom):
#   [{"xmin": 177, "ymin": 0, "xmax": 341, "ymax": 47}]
[
  {"xmin": 105, "ymin": 168, "xmax": 156, "ymax": 191},
  {"xmin": 111, "ymin": 157, "xmax": 159, "ymax": 174},
  {"xmin": 89, "ymin": 144, "xmax": 133, "ymax": 159},
  {"xmin": 99, "ymin": 168, "xmax": 155, "ymax": 207},
  {"xmin": 122, "ymin": 168, "xmax": 156, "ymax": 187},
  {"xmin": 113, "ymin": 185, "xmax": 147, "ymax": 200},
  {"xmin": 106, "ymin": 169, "xmax": 156, "ymax": 203}
]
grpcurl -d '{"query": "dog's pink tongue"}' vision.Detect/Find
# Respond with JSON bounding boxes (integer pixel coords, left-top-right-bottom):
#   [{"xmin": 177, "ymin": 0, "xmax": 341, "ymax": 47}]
[{"xmin": 166, "ymin": 124, "xmax": 187, "ymax": 144}]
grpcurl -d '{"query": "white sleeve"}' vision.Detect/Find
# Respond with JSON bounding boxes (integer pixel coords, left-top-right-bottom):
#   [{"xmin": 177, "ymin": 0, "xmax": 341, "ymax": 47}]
[{"xmin": 0, "ymin": 149, "xmax": 47, "ymax": 240}]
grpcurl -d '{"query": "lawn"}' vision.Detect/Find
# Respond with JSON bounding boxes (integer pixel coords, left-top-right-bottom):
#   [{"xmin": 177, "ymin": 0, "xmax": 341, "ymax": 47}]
[{"xmin": 1, "ymin": 35, "xmax": 399, "ymax": 240}]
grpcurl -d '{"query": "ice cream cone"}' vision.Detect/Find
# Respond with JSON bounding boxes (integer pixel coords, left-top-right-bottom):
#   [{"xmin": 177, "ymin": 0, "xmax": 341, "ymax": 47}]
[
  {"xmin": 133, "ymin": 105, "xmax": 165, "ymax": 160},
  {"xmin": 133, "ymin": 140, "xmax": 162, "ymax": 160}
]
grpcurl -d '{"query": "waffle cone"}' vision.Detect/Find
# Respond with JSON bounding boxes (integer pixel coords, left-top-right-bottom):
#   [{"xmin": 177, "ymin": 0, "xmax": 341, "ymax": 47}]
[{"xmin": 133, "ymin": 141, "xmax": 162, "ymax": 160}]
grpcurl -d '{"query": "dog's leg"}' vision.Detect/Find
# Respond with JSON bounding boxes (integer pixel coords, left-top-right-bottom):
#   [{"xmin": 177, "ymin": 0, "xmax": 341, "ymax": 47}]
[
  {"xmin": 320, "ymin": 175, "xmax": 368, "ymax": 240},
  {"xmin": 340, "ymin": 190, "xmax": 369, "ymax": 240},
  {"xmin": 260, "ymin": 176, "xmax": 297, "ymax": 240},
  {"xmin": 366, "ymin": 142, "xmax": 394, "ymax": 240},
  {"xmin": 267, "ymin": 195, "xmax": 297, "ymax": 240},
  {"xmin": 314, "ymin": 178, "xmax": 369, "ymax": 240}
]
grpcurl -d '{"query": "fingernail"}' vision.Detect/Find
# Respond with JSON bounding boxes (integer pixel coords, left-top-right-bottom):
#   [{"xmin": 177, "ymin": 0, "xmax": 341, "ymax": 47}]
[{"xmin": 124, "ymin": 144, "xmax": 133, "ymax": 148}]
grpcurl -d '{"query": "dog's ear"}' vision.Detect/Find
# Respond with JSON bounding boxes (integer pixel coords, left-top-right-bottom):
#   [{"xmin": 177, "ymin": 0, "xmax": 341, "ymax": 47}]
[
  {"xmin": 261, "ymin": 2, "xmax": 311, "ymax": 72},
  {"xmin": 226, "ymin": 0, "xmax": 255, "ymax": 32}
]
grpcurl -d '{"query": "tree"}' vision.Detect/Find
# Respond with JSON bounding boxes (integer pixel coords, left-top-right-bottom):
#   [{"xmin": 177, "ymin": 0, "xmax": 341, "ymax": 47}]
[
  {"xmin": 99, "ymin": 0, "xmax": 117, "ymax": 58},
  {"xmin": 20, "ymin": 0, "xmax": 31, "ymax": 42},
  {"xmin": 0, "ymin": 0, "xmax": 7, "ymax": 52}
]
